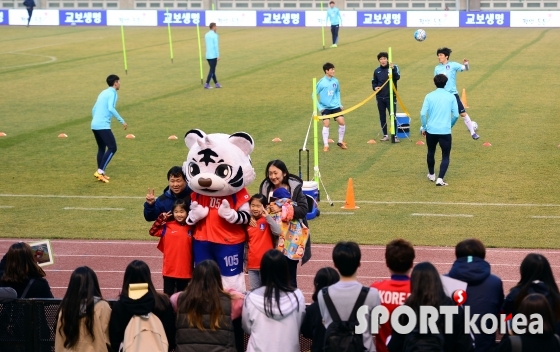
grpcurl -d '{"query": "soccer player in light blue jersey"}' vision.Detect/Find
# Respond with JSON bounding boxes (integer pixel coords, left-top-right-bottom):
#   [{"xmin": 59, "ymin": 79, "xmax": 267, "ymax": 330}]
[
  {"xmin": 421, "ymin": 74, "xmax": 459, "ymax": 186},
  {"xmin": 315, "ymin": 62, "xmax": 347, "ymax": 151},
  {"xmin": 204, "ymin": 22, "xmax": 221, "ymax": 89},
  {"xmin": 326, "ymin": 1, "xmax": 342, "ymax": 48},
  {"xmin": 434, "ymin": 47, "xmax": 479, "ymax": 140},
  {"xmin": 91, "ymin": 74, "xmax": 127, "ymax": 183}
]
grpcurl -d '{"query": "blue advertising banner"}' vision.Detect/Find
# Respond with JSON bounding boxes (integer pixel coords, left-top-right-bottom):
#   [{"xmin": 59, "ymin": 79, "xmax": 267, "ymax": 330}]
[
  {"xmin": 459, "ymin": 12, "xmax": 509, "ymax": 27},
  {"xmin": 157, "ymin": 10, "xmax": 204, "ymax": 26},
  {"xmin": 0, "ymin": 9, "xmax": 8, "ymax": 25},
  {"xmin": 59, "ymin": 10, "xmax": 106, "ymax": 25},
  {"xmin": 257, "ymin": 11, "xmax": 304, "ymax": 26},
  {"xmin": 358, "ymin": 12, "xmax": 406, "ymax": 27}
]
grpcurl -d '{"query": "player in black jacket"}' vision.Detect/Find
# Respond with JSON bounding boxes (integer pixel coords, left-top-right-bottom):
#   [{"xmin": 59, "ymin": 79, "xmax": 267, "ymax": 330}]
[{"xmin": 372, "ymin": 52, "xmax": 401, "ymax": 142}]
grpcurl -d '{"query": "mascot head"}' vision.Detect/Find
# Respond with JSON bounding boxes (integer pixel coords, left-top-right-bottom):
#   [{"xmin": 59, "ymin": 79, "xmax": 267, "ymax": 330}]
[{"xmin": 183, "ymin": 129, "xmax": 256, "ymax": 197}]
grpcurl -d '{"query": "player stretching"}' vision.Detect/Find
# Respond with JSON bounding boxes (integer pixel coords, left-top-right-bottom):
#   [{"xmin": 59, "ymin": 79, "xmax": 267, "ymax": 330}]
[
  {"xmin": 434, "ymin": 47, "xmax": 479, "ymax": 140},
  {"xmin": 91, "ymin": 74, "xmax": 127, "ymax": 183},
  {"xmin": 316, "ymin": 62, "xmax": 347, "ymax": 152}
]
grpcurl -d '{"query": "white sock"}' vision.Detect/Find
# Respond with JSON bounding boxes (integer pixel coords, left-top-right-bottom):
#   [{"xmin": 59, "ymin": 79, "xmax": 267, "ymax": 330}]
[
  {"xmin": 338, "ymin": 125, "xmax": 346, "ymax": 143},
  {"xmin": 322, "ymin": 127, "xmax": 329, "ymax": 147},
  {"xmin": 463, "ymin": 114, "xmax": 475, "ymax": 135},
  {"xmin": 97, "ymin": 169, "xmax": 104, "ymax": 175}
]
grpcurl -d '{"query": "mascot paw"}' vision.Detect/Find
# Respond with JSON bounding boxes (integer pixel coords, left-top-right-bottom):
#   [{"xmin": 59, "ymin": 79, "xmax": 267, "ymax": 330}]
[
  {"xmin": 187, "ymin": 201, "xmax": 209, "ymax": 225},
  {"xmin": 218, "ymin": 199, "xmax": 237, "ymax": 223}
]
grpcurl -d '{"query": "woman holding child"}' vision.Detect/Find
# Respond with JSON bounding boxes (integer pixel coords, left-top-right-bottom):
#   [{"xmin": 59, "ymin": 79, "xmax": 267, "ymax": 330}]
[{"xmin": 258, "ymin": 159, "xmax": 311, "ymax": 288}]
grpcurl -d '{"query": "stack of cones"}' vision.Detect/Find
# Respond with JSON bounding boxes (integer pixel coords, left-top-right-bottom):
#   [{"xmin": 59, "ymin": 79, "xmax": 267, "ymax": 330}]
[{"xmin": 341, "ymin": 178, "xmax": 359, "ymax": 210}]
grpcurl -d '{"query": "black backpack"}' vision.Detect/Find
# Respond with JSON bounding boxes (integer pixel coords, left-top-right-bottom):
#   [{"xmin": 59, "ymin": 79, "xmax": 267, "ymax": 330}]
[
  {"xmin": 322, "ymin": 286, "xmax": 369, "ymax": 352},
  {"xmin": 402, "ymin": 326, "xmax": 445, "ymax": 352}
]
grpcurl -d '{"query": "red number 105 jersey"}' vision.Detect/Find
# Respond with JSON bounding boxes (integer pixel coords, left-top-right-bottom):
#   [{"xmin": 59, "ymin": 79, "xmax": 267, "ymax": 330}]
[{"xmin": 191, "ymin": 188, "xmax": 250, "ymax": 245}]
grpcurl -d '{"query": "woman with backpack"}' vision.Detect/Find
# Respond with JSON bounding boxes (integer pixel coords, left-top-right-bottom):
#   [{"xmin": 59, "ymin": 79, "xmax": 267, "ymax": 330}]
[
  {"xmin": 502, "ymin": 253, "xmax": 560, "ymax": 333},
  {"xmin": 387, "ymin": 262, "xmax": 474, "ymax": 352},
  {"xmin": 0, "ymin": 242, "xmax": 53, "ymax": 299},
  {"xmin": 300, "ymin": 267, "xmax": 340, "ymax": 352},
  {"xmin": 242, "ymin": 249, "xmax": 306, "ymax": 352},
  {"xmin": 55, "ymin": 266, "xmax": 111, "ymax": 352},
  {"xmin": 495, "ymin": 293, "xmax": 560, "ymax": 352},
  {"xmin": 109, "ymin": 260, "xmax": 176, "ymax": 352},
  {"xmin": 172, "ymin": 259, "xmax": 244, "ymax": 352}
]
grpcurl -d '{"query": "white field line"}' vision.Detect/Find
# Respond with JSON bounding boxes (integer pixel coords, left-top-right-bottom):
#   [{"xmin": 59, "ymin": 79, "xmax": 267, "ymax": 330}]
[
  {"xmin": 310, "ymin": 245, "xmax": 560, "ymax": 254},
  {"xmin": 54, "ymin": 254, "xmax": 161, "ymax": 258},
  {"xmin": 0, "ymin": 206, "xmax": 14, "ymax": 208},
  {"xmin": 2, "ymin": 52, "xmax": 57, "ymax": 69},
  {"xmin": 412, "ymin": 213, "xmax": 473, "ymax": 218},
  {"xmin": 321, "ymin": 212, "xmax": 354, "ymax": 215},
  {"xmin": 63, "ymin": 207, "xmax": 125, "ymax": 211},
  {"xmin": 309, "ymin": 259, "xmax": 560, "ymax": 268},
  {"xmin": 531, "ymin": 216, "xmax": 560, "ymax": 219}
]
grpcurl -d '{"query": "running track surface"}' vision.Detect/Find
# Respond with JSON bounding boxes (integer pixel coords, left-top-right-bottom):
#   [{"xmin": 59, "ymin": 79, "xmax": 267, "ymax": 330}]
[{"xmin": 1, "ymin": 239, "xmax": 560, "ymax": 301}]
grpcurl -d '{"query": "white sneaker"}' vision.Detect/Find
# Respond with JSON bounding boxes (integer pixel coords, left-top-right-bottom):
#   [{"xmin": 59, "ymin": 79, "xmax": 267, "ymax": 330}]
[
  {"xmin": 427, "ymin": 173, "xmax": 435, "ymax": 182},
  {"xmin": 436, "ymin": 178, "xmax": 448, "ymax": 186}
]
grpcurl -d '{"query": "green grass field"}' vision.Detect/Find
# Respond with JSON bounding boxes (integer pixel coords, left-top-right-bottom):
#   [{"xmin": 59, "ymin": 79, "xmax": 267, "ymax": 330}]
[{"xmin": 1, "ymin": 26, "xmax": 560, "ymax": 248}]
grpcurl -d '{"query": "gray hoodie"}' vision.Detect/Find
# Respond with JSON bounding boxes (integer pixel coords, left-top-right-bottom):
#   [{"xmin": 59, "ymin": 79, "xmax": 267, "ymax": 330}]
[{"xmin": 242, "ymin": 286, "xmax": 306, "ymax": 352}]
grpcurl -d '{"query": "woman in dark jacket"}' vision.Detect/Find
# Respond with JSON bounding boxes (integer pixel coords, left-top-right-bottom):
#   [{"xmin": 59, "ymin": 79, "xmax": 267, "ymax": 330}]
[
  {"xmin": 388, "ymin": 262, "xmax": 474, "ymax": 352},
  {"xmin": 495, "ymin": 293, "xmax": 560, "ymax": 352},
  {"xmin": 300, "ymin": 267, "xmax": 340, "ymax": 352},
  {"xmin": 0, "ymin": 242, "xmax": 53, "ymax": 298},
  {"xmin": 109, "ymin": 260, "xmax": 176, "ymax": 351},
  {"xmin": 258, "ymin": 159, "xmax": 311, "ymax": 288},
  {"xmin": 174, "ymin": 260, "xmax": 236, "ymax": 352}
]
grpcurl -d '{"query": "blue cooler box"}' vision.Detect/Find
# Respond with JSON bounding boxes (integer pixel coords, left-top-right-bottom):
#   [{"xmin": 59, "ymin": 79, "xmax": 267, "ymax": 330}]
[
  {"xmin": 396, "ymin": 113, "xmax": 410, "ymax": 139},
  {"xmin": 302, "ymin": 181, "xmax": 320, "ymax": 220}
]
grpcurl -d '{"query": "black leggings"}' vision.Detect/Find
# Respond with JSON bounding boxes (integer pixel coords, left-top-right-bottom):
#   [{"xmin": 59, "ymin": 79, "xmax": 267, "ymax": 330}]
[
  {"xmin": 206, "ymin": 58, "xmax": 218, "ymax": 84},
  {"xmin": 287, "ymin": 258, "xmax": 299, "ymax": 288},
  {"xmin": 92, "ymin": 129, "xmax": 117, "ymax": 172},
  {"xmin": 377, "ymin": 97, "xmax": 398, "ymax": 136},
  {"xmin": 163, "ymin": 276, "xmax": 190, "ymax": 296},
  {"xmin": 426, "ymin": 132, "xmax": 452, "ymax": 179},
  {"xmin": 26, "ymin": 7, "xmax": 33, "ymax": 24},
  {"xmin": 331, "ymin": 25, "xmax": 339, "ymax": 44}
]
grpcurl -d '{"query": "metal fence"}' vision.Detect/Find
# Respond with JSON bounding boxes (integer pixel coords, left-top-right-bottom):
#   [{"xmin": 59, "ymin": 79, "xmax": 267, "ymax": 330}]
[{"xmin": 0, "ymin": 299, "xmax": 312, "ymax": 352}]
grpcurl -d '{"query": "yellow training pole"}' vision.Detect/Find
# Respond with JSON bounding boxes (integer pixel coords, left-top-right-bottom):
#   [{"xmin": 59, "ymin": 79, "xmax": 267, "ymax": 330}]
[
  {"xmin": 312, "ymin": 78, "xmax": 319, "ymax": 186},
  {"xmin": 166, "ymin": 8, "xmax": 174, "ymax": 63},
  {"xmin": 196, "ymin": 23, "xmax": 203, "ymax": 85},
  {"xmin": 320, "ymin": 2, "xmax": 325, "ymax": 49},
  {"xmin": 389, "ymin": 47, "xmax": 395, "ymax": 142}
]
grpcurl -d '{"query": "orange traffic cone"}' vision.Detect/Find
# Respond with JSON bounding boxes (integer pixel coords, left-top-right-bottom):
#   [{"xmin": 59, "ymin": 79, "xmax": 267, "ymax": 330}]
[
  {"xmin": 461, "ymin": 89, "xmax": 469, "ymax": 108},
  {"xmin": 126, "ymin": 134, "xmax": 135, "ymax": 139},
  {"xmin": 168, "ymin": 135, "xmax": 178, "ymax": 140},
  {"xmin": 328, "ymin": 138, "xmax": 334, "ymax": 143},
  {"xmin": 482, "ymin": 142, "xmax": 492, "ymax": 147},
  {"xmin": 58, "ymin": 133, "xmax": 68, "ymax": 138},
  {"xmin": 367, "ymin": 139, "xmax": 376, "ymax": 144},
  {"xmin": 0, "ymin": 132, "xmax": 6, "ymax": 137},
  {"xmin": 416, "ymin": 140, "xmax": 425, "ymax": 145},
  {"xmin": 272, "ymin": 137, "xmax": 282, "ymax": 142},
  {"xmin": 341, "ymin": 178, "xmax": 359, "ymax": 210}
]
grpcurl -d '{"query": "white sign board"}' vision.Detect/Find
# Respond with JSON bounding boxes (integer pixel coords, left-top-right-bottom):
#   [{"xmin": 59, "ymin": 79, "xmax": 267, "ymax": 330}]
[
  {"xmin": 106, "ymin": 10, "xmax": 158, "ymax": 26},
  {"xmin": 205, "ymin": 10, "xmax": 257, "ymax": 27},
  {"xmin": 407, "ymin": 11, "xmax": 459, "ymax": 28},
  {"xmin": 9, "ymin": 9, "xmax": 59, "ymax": 26},
  {"xmin": 510, "ymin": 11, "xmax": 560, "ymax": 27},
  {"xmin": 305, "ymin": 10, "xmax": 357, "ymax": 27}
]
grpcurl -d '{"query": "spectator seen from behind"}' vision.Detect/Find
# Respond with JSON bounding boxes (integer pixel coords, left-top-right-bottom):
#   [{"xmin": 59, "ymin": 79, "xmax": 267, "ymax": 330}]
[
  {"xmin": 172, "ymin": 259, "xmax": 243, "ymax": 352},
  {"xmin": 495, "ymin": 293, "xmax": 560, "ymax": 352},
  {"xmin": 447, "ymin": 238, "xmax": 504, "ymax": 352},
  {"xmin": 55, "ymin": 266, "xmax": 111, "ymax": 352},
  {"xmin": 371, "ymin": 239, "xmax": 415, "ymax": 352},
  {"xmin": 388, "ymin": 262, "xmax": 474, "ymax": 352},
  {"xmin": 0, "ymin": 242, "xmax": 53, "ymax": 298},
  {"xmin": 109, "ymin": 260, "xmax": 176, "ymax": 351},
  {"xmin": 318, "ymin": 241, "xmax": 380, "ymax": 352},
  {"xmin": 243, "ymin": 249, "xmax": 306, "ymax": 352},
  {"xmin": 300, "ymin": 267, "xmax": 340, "ymax": 352},
  {"xmin": 144, "ymin": 166, "xmax": 192, "ymax": 222}
]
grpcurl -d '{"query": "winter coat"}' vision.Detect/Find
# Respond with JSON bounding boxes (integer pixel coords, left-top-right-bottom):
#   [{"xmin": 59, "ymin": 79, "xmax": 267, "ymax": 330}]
[
  {"xmin": 175, "ymin": 292, "xmax": 236, "ymax": 352},
  {"xmin": 242, "ymin": 286, "xmax": 305, "ymax": 352},
  {"xmin": 0, "ymin": 276, "xmax": 53, "ymax": 298},
  {"xmin": 259, "ymin": 174, "xmax": 311, "ymax": 264},
  {"xmin": 109, "ymin": 291, "xmax": 176, "ymax": 351},
  {"xmin": 144, "ymin": 185, "xmax": 192, "ymax": 222},
  {"xmin": 448, "ymin": 256, "xmax": 504, "ymax": 352}
]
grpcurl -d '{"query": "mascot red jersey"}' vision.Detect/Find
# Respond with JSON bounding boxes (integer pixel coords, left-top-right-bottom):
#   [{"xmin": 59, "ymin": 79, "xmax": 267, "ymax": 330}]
[{"xmin": 183, "ymin": 129, "xmax": 255, "ymax": 292}]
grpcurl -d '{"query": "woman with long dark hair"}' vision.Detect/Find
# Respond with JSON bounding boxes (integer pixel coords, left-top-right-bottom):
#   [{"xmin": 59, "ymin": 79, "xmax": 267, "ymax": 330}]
[
  {"xmin": 55, "ymin": 266, "xmax": 111, "ymax": 352},
  {"xmin": 258, "ymin": 159, "xmax": 311, "ymax": 288},
  {"xmin": 109, "ymin": 260, "xmax": 175, "ymax": 351},
  {"xmin": 496, "ymin": 293, "xmax": 560, "ymax": 351},
  {"xmin": 388, "ymin": 262, "xmax": 473, "ymax": 352},
  {"xmin": 173, "ymin": 260, "xmax": 243, "ymax": 352},
  {"xmin": 502, "ymin": 253, "xmax": 560, "ymax": 326},
  {"xmin": 242, "ymin": 249, "xmax": 305, "ymax": 352},
  {"xmin": 0, "ymin": 242, "xmax": 53, "ymax": 298}
]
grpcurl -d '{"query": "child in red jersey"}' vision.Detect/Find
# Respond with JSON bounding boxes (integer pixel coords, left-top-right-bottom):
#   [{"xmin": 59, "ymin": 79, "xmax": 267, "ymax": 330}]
[
  {"xmin": 150, "ymin": 198, "xmax": 193, "ymax": 296},
  {"xmin": 370, "ymin": 239, "xmax": 415, "ymax": 352},
  {"xmin": 246, "ymin": 194, "xmax": 281, "ymax": 290}
]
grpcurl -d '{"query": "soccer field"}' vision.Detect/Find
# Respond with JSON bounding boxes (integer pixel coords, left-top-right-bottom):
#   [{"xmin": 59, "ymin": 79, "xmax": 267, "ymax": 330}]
[{"xmin": 1, "ymin": 26, "xmax": 560, "ymax": 248}]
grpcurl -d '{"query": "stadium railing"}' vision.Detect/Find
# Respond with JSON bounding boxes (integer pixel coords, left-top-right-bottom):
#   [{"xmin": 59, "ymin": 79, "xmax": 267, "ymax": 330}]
[{"xmin": 0, "ymin": 299, "xmax": 312, "ymax": 352}]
